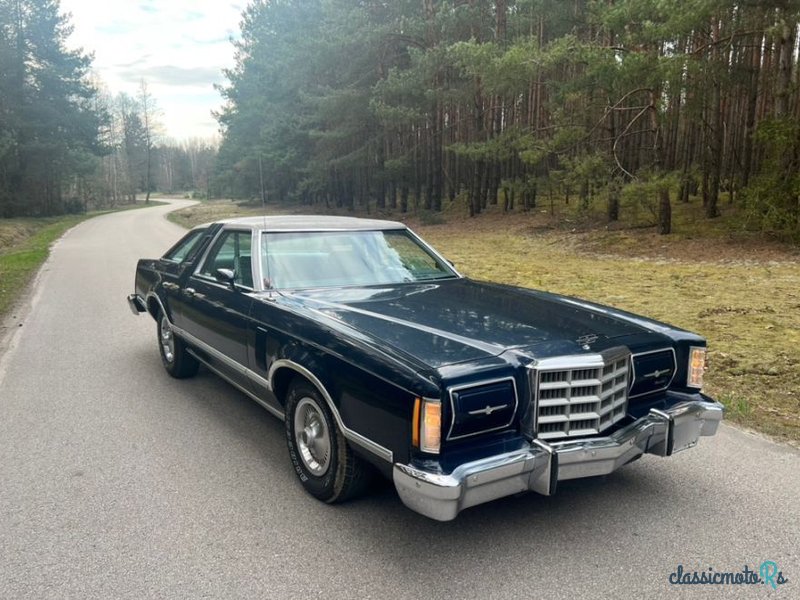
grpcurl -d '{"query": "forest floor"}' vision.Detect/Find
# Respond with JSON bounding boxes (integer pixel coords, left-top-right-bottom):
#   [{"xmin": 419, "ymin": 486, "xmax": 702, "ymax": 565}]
[{"xmin": 170, "ymin": 199, "xmax": 800, "ymax": 445}]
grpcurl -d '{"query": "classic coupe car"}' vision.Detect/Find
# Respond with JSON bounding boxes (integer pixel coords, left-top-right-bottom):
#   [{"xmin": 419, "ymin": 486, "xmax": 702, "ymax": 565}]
[{"xmin": 127, "ymin": 215, "xmax": 723, "ymax": 520}]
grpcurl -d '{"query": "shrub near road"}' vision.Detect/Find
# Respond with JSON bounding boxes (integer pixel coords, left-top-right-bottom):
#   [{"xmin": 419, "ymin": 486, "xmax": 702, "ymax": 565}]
[{"xmin": 170, "ymin": 201, "xmax": 800, "ymax": 444}]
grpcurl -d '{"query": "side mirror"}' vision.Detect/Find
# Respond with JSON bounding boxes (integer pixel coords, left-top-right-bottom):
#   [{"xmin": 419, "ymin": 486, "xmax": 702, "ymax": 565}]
[{"xmin": 215, "ymin": 268, "xmax": 236, "ymax": 289}]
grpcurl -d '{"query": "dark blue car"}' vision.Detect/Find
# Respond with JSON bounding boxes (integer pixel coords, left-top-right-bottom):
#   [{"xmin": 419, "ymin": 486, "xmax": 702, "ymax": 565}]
[{"xmin": 128, "ymin": 215, "xmax": 723, "ymax": 520}]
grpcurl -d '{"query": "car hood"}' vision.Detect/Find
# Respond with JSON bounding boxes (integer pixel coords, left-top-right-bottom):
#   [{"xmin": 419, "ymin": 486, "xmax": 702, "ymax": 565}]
[{"xmin": 282, "ymin": 279, "xmax": 664, "ymax": 369}]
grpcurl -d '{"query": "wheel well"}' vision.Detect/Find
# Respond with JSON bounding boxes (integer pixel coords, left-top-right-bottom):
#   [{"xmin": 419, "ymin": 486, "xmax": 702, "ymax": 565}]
[
  {"xmin": 147, "ymin": 297, "xmax": 160, "ymax": 319},
  {"xmin": 272, "ymin": 367, "xmax": 304, "ymax": 408}
]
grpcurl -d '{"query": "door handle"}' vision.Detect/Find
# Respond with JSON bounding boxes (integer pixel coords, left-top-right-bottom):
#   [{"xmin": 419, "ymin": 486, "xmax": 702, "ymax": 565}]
[{"xmin": 184, "ymin": 287, "xmax": 196, "ymax": 297}]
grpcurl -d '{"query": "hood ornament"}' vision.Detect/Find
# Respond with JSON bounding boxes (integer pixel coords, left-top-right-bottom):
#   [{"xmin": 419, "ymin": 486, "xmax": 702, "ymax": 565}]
[{"xmin": 576, "ymin": 333, "xmax": 599, "ymax": 350}]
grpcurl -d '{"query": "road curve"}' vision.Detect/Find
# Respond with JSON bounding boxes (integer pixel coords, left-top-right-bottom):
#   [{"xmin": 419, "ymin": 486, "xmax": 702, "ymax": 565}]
[{"xmin": 0, "ymin": 201, "xmax": 797, "ymax": 599}]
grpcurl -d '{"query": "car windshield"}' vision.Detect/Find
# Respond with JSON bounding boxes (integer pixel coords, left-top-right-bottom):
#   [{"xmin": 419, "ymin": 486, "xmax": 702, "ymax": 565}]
[{"xmin": 261, "ymin": 229, "xmax": 458, "ymax": 289}]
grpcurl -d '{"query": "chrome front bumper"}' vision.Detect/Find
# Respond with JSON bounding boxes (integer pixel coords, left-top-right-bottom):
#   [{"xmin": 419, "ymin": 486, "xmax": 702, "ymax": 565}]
[
  {"xmin": 393, "ymin": 399, "xmax": 724, "ymax": 521},
  {"xmin": 127, "ymin": 293, "xmax": 146, "ymax": 315}
]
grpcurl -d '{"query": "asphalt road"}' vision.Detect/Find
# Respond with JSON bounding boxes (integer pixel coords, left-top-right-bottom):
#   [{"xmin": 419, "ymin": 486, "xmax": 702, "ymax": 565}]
[{"xmin": 0, "ymin": 200, "xmax": 798, "ymax": 599}]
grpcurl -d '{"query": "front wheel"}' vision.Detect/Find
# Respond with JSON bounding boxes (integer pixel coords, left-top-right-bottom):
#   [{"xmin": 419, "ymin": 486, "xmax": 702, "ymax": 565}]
[
  {"xmin": 285, "ymin": 379, "xmax": 371, "ymax": 503},
  {"xmin": 157, "ymin": 311, "xmax": 199, "ymax": 379}
]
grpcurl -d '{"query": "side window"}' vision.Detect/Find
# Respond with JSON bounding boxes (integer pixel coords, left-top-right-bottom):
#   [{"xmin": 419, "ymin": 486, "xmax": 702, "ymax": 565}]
[
  {"xmin": 197, "ymin": 230, "xmax": 254, "ymax": 288},
  {"xmin": 163, "ymin": 229, "xmax": 206, "ymax": 263}
]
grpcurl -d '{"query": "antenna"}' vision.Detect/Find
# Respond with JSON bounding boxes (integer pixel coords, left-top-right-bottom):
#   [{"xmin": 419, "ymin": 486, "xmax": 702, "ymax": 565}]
[
  {"xmin": 258, "ymin": 153, "xmax": 270, "ymax": 291},
  {"xmin": 258, "ymin": 154, "xmax": 266, "ymax": 218}
]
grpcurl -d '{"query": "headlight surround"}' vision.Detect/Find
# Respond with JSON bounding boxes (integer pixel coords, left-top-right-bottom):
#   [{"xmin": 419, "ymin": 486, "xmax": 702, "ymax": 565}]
[{"xmin": 687, "ymin": 346, "xmax": 707, "ymax": 389}]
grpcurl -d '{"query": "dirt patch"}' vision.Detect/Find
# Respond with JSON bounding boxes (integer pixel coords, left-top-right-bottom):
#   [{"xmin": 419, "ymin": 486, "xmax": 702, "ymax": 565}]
[{"xmin": 0, "ymin": 221, "xmax": 40, "ymax": 253}]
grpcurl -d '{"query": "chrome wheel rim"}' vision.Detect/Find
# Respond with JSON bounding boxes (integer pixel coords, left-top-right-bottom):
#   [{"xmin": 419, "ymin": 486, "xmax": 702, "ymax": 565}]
[
  {"xmin": 160, "ymin": 316, "xmax": 175, "ymax": 363},
  {"xmin": 294, "ymin": 397, "xmax": 331, "ymax": 476}
]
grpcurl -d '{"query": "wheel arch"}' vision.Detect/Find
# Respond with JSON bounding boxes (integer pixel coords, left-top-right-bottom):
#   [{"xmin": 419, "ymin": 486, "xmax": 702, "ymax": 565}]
[
  {"xmin": 146, "ymin": 293, "xmax": 168, "ymax": 322},
  {"xmin": 268, "ymin": 359, "xmax": 393, "ymax": 464}
]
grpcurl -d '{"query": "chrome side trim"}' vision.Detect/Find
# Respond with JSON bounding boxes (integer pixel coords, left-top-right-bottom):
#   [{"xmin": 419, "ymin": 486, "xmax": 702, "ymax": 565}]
[
  {"xmin": 629, "ymin": 347, "xmax": 677, "ymax": 398},
  {"xmin": 267, "ymin": 359, "xmax": 393, "ymax": 463},
  {"xmin": 187, "ymin": 348, "xmax": 284, "ymax": 420},
  {"xmin": 173, "ymin": 324, "xmax": 248, "ymax": 377},
  {"xmin": 171, "ymin": 326, "xmax": 286, "ymax": 420},
  {"xmin": 248, "ymin": 368, "xmax": 272, "ymax": 391},
  {"xmin": 446, "ymin": 376, "xmax": 519, "ymax": 441},
  {"xmin": 145, "ymin": 292, "xmax": 169, "ymax": 321}
]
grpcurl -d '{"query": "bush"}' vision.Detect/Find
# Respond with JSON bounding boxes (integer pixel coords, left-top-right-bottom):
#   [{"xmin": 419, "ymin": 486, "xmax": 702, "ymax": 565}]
[{"xmin": 741, "ymin": 119, "xmax": 800, "ymax": 241}]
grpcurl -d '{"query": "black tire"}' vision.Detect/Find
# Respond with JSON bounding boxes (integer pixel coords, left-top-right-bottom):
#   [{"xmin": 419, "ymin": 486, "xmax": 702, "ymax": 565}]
[
  {"xmin": 285, "ymin": 379, "xmax": 371, "ymax": 503},
  {"xmin": 156, "ymin": 311, "xmax": 199, "ymax": 379}
]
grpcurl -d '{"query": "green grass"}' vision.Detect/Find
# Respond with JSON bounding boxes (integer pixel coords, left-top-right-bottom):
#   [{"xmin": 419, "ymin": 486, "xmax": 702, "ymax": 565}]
[
  {"xmin": 0, "ymin": 216, "xmax": 88, "ymax": 318},
  {"xmin": 166, "ymin": 199, "xmax": 264, "ymax": 229},
  {"xmin": 168, "ymin": 199, "xmax": 800, "ymax": 444},
  {"xmin": 0, "ymin": 201, "xmax": 166, "ymax": 320}
]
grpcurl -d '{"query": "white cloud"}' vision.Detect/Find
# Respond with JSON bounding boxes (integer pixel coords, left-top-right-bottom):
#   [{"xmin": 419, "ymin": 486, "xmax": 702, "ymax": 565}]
[{"xmin": 61, "ymin": 0, "xmax": 243, "ymax": 140}]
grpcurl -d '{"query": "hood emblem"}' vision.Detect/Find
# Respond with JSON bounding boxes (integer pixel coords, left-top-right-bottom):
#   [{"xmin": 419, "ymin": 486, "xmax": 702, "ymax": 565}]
[
  {"xmin": 643, "ymin": 368, "xmax": 672, "ymax": 380},
  {"xmin": 577, "ymin": 333, "xmax": 599, "ymax": 349}
]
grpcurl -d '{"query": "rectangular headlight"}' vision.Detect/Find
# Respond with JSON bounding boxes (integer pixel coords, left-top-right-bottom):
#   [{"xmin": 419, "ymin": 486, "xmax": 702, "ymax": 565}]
[
  {"xmin": 413, "ymin": 398, "xmax": 441, "ymax": 454},
  {"xmin": 688, "ymin": 347, "xmax": 706, "ymax": 389}
]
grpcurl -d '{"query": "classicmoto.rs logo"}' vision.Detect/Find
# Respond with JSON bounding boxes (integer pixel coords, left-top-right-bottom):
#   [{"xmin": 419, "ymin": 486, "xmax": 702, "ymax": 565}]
[{"xmin": 668, "ymin": 561, "xmax": 789, "ymax": 590}]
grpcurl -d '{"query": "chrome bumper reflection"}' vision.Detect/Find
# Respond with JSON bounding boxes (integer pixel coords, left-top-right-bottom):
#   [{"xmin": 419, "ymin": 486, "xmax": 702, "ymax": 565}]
[
  {"xmin": 127, "ymin": 293, "xmax": 146, "ymax": 315},
  {"xmin": 393, "ymin": 399, "xmax": 724, "ymax": 521}
]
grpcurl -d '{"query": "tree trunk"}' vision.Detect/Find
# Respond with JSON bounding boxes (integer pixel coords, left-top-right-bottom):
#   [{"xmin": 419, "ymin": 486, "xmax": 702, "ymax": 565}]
[
  {"xmin": 649, "ymin": 88, "xmax": 671, "ymax": 234},
  {"xmin": 706, "ymin": 16, "xmax": 722, "ymax": 218},
  {"xmin": 608, "ymin": 180, "xmax": 619, "ymax": 222},
  {"xmin": 658, "ymin": 187, "xmax": 672, "ymax": 235},
  {"xmin": 742, "ymin": 32, "xmax": 762, "ymax": 187}
]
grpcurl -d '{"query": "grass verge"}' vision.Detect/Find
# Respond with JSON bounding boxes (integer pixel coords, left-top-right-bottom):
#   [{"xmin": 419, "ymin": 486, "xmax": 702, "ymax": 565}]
[
  {"xmin": 169, "ymin": 200, "xmax": 800, "ymax": 444},
  {"xmin": 0, "ymin": 202, "xmax": 166, "ymax": 320}
]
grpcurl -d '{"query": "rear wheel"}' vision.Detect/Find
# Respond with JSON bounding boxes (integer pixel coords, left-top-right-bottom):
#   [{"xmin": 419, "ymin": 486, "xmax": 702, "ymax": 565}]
[
  {"xmin": 285, "ymin": 379, "xmax": 371, "ymax": 503},
  {"xmin": 157, "ymin": 311, "xmax": 199, "ymax": 378}
]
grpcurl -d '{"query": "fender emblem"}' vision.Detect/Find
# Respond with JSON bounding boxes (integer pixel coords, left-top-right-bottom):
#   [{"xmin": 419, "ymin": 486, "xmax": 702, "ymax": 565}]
[{"xmin": 468, "ymin": 404, "xmax": 508, "ymax": 416}]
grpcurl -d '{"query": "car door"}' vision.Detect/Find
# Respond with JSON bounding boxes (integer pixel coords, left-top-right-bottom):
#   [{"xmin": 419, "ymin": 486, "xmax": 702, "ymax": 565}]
[
  {"xmin": 177, "ymin": 228, "xmax": 256, "ymax": 387},
  {"xmin": 156, "ymin": 227, "xmax": 213, "ymax": 330}
]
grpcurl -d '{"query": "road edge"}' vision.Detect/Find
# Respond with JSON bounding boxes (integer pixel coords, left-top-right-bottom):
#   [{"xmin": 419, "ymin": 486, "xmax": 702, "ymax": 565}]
[{"xmin": 0, "ymin": 200, "xmax": 190, "ymax": 385}]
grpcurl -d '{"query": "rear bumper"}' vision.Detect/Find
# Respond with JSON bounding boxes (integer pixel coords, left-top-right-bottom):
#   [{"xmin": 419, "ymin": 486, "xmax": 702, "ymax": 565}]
[
  {"xmin": 393, "ymin": 398, "xmax": 724, "ymax": 521},
  {"xmin": 127, "ymin": 293, "xmax": 146, "ymax": 315}
]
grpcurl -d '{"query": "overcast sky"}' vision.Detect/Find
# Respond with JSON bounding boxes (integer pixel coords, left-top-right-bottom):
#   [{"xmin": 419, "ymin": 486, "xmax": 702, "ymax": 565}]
[{"xmin": 61, "ymin": 0, "xmax": 245, "ymax": 141}]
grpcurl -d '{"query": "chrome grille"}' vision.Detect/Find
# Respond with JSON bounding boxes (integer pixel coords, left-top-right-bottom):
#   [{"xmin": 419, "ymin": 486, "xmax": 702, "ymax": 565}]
[{"xmin": 534, "ymin": 350, "xmax": 630, "ymax": 440}]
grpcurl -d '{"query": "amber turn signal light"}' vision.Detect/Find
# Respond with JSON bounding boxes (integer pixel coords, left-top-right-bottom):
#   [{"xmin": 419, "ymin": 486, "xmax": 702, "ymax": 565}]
[
  {"xmin": 413, "ymin": 398, "xmax": 441, "ymax": 454},
  {"xmin": 688, "ymin": 346, "xmax": 706, "ymax": 389}
]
